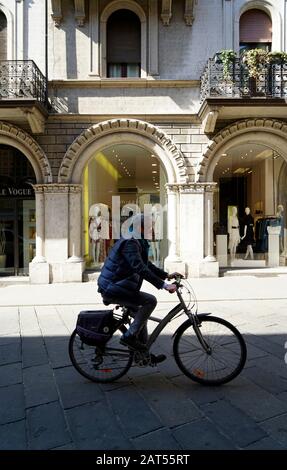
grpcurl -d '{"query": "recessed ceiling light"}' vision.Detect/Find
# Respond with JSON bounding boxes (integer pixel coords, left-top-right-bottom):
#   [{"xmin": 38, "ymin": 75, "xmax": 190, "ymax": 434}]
[
  {"xmin": 152, "ymin": 163, "xmax": 157, "ymax": 166},
  {"xmin": 152, "ymin": 171, "xmax": 157, "ymax": 174}
]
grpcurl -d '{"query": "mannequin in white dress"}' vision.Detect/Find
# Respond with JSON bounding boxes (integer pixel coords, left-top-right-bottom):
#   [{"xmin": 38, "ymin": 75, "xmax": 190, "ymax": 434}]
[
  {"xmin": 151, "ymin": 206, "xmax": 161, "ymax": 266},
  {"xmin": 228, "ymin": 206, "xmax": 240, "ymax": 260}
]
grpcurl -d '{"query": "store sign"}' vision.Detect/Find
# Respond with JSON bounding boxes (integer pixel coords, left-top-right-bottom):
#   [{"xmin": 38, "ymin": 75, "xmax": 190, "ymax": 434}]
[{"xmin": 0, "ymin": 186, "xmax": 34, "ymax": 197}]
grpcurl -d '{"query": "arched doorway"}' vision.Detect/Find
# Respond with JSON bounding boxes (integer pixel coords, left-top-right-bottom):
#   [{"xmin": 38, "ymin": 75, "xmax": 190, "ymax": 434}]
[
  {"xmin": 213, "ymin": 143, "xmax": 287, "ymax": 267},
  {"xmin": 82, "ymin": 143, "xmax": 168, "ymax": 269},
  {"xmin": 59, "ymin": 119, "xmax": 188, "ymax": 277},
  {"xmin": 200, "ymin": 120, "xmax": 287, "ymax": 270},
  {"xmin": 0, "ymin": 145, "xmax": 36, "ymax": 275}
]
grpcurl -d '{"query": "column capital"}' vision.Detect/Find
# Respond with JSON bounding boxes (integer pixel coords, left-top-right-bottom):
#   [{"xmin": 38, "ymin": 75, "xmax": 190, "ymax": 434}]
[
  {"xmin": 161, "ymin": 0, "xmax": 172, "ymax": 26},
  {"xmin": 184, "ymin": 0, "xmax": 195, "ymax": 26},
  {"xmin": 166, "ymin": 182, "xmax": 218, "ymax": 194},
  {"xmin": 51, "ymin": 0, "xmax": 63, "ymax": 27},
  {"xmin": 33, "ymin": 184, "xmax": 83, "ymax": 194}
]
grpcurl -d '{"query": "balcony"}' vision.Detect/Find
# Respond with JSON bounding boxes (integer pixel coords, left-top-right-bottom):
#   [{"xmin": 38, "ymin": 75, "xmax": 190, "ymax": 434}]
[
  {"xmin": 0, "ymin": 60, "xmax": 48, "ymax": 133},
  {"xmin": 200, "ymin": 57, "xmax": 287, "ymax": 101},
  {"xmin": 199, "ymin": 57, "xmax": 287, "ymax": 133}
]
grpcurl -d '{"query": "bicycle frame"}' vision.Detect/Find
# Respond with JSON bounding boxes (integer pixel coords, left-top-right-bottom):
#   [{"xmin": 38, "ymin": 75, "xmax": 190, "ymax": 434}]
[{"xmin": 146, "ymin": 282, "xmax": 193, "ymax": 349}]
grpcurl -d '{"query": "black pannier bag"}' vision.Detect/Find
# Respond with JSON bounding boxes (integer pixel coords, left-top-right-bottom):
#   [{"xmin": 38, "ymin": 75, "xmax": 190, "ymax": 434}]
[{"xmin": 76, "ymin": 310, "xmax": 115, "ymax": 346}]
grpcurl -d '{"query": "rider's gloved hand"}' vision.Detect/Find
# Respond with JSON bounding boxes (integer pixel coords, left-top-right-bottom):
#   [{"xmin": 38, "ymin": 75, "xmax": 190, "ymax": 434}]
[
  {"xmin": 163, "ymin": 283, "xmax": 177, "ymax": 293},
  {"xmin": 167, "ymin": 272, "xmax": 183, "ymax": 280}
]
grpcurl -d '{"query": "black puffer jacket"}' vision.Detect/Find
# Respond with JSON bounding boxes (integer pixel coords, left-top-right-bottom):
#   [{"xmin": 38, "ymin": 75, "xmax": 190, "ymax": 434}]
[{"xmin": 98, "ymin": 237, "xmax": 168, "ymax": 301}]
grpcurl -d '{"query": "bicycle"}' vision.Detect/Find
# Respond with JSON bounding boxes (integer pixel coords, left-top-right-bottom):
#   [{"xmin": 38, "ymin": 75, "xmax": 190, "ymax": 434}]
[{"xmin": 69, "ymin": 277, "xmax": 247, "ymax": 385}]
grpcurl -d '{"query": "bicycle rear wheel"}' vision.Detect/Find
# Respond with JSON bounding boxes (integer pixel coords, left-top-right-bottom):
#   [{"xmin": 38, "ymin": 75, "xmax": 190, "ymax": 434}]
[
  {"xmin": 69, "ymin": 326, "xmax": 133, "ymax": 383},
  {"xmin": 173, "ymin": 316, "xmax": 247, "ymax": 385}
]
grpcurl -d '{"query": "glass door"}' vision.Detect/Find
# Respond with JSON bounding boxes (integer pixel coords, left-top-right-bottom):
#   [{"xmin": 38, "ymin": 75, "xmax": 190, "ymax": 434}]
[{"xmin": 0, "ymin": 200, "xmax": 16, "ymax": 276}]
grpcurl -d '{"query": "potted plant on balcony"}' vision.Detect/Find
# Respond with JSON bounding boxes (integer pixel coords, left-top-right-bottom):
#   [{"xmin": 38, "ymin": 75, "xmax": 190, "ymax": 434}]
[
  {"xmin": 268, "ymin": 51, "xmax": 287, "ymax": 64},
  {"xmin": 0, "ymin": 223, "xmax": 6, "ymax": 269},
  {"xmin": 220, "ymin": 50, "xmax": 237, "ymax": 80},
  {"xmin": 242, "ymin": 49, "xmax": 269, "ymax": 78},
  {"xmin": 214, "ymin": 50, "xmax": 237, "ymax": 79}
]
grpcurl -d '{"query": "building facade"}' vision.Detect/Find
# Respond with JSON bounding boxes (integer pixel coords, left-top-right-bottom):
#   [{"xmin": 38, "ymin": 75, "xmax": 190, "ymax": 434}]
[{"xmin": 0, "ymin": 0, "xmax": 287, "ymax": 282}]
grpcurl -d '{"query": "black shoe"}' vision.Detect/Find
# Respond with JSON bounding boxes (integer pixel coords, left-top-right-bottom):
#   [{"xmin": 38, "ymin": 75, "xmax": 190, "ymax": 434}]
[
  {"xmin": 150, "ymin": 353, "xmax": 167, "ymax": 365},
  {"xmin": 120, "ymin": 333, "xmax": 147, "ymax": 352}
]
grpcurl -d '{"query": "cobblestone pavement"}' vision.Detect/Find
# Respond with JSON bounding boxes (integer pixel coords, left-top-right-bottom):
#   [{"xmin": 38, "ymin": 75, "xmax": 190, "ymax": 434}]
[{"xmin": 0, "ymin": 281, "xmax": 287, "ymax": 450}]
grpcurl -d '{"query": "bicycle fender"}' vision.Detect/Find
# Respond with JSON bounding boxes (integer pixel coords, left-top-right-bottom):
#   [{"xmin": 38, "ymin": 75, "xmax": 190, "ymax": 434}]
[{"xmin": 172, "ymin": 314, "xmax": 212, "ymax": 338}]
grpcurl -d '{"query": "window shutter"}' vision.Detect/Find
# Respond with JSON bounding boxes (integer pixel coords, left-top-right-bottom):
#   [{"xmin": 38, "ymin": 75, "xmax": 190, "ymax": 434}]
[
  {"xmin": 107, "ymin": 9, "xmax": 141, "ymax": 64},
  {"xmin": 0, "ymin": 11, "xmax": 7, "ymax": 61},
  {"xmin": 240, "ymin": 9, "xmax": 272, "ymax": 43}
]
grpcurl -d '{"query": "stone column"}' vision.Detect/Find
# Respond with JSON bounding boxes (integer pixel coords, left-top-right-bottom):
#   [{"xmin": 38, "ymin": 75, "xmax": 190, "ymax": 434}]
[
  {"xmin": 42, "ymin": 184, "xmax": 84, "ymax": 282},
  {"xmin": 32, "ymin": 186, "xmax": 46, "ymax": 262},
  {"xmin": 204, "ymin": 185, "xmax": 217, "ymax": 261},
  {"xmin": 89, "ymin": 0, "xmax": 100, "ymax": 76},
  {"xmin": 178, "ymin": 183, "xmax": 219, "ymax": 278},
  {"xmin": 148, "ymin": 0, "xmax": 159, "ymax": 77},
  {"xmin": 29, "ymin": 185, "xmax": 49, "ymax": 284},
  {"xmin": 267, "ymin": 226, "xmax": 281, "ymax": 267},
  {"xmin": 164, "ymin": 184, "xmax": 184, "ymax": 274},
  {"xmin": 68, "ymin": 185, "xmax": 83, "ymax": 262},
  {"xmin": 223, "ymin": 0, "xmax": 233, "ymax": 49}
]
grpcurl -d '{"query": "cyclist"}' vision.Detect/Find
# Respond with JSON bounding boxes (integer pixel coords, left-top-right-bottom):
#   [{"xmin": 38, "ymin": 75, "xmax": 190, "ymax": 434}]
[{"xmin": 98, "ymin": 213, "xmax": 181, "ymax": 364}]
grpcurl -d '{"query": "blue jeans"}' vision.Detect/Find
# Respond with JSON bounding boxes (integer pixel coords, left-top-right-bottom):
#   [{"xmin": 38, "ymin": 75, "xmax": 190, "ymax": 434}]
[{"xmin": 102, "ymin": 291, "xmax": 157, "ymax": 343}]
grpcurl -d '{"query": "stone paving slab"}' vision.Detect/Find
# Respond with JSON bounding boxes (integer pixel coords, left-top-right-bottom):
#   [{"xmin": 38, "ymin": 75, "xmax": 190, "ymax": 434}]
[
  {"xmin": 65, "ymin": 402, "xmax": 133, "ymax": 450},
  {"xmin": 0, "ymin": 383, "xmax": 25, "ymax": 425},
  {"xmin": 26, "ymin": 401, "xmax": 71, "ymax": 450},
  {"xmin": 0, "ymin": 362, "xmax": 22, "ymax": 388},
  {"xmin": 0, "ymin": 420, "xmax": 27, "ymax": 450},
  {"xmin": 23, "ymin": 363, "xmax": 59, "ymax": 408}
]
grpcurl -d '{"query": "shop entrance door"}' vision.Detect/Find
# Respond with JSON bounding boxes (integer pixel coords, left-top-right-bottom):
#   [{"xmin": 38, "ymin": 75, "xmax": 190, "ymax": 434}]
[
  {"xmin": 0, "ymin": 199, "xmax": 35, "ymax": 276},
  {"xmin": 0, "ymin": 199, "xmax": 16, "ymax": 275}
]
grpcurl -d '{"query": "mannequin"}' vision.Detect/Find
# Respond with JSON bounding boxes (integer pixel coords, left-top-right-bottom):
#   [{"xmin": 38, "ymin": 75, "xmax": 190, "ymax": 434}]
[
  {"xmin": 228, "ymin": 206, "xmax": 240, "ymax": 260},
  {"xmin": 89, "ymin": 211, "xmax": 102, "ymax": 265},
  {"xmin": 151, "ymin": 206, "xmax": 161, "ymax": 266},
  {"xmin": 241, "ymin": 207, "xmax": 255, "ymax": 260},
  {"xmin": 276, "ymin": 204, "xmax": 284, "ymax": 253}
]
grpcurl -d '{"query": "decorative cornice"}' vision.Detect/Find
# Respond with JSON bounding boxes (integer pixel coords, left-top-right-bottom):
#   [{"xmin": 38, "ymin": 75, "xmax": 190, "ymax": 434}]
[
  {"xmin": 33, "ymin": 184, "xmax": 82, "ymax": 194},
  {"xmin": 0, "ymin": 121, "xmax": 52, "ymax": 183},
  {"xmin": 51, "ymin": 0, "xmax": 62, "ymax": 27},
  {"xmin": 198, "ymin": 118, "xmax": 287, "ymax": 182},
  {"xmin": 59, "ymin": 119, "xmax": 188, "ymax": 183},
  {"xmin": 166, "ymin": 182, "xmax": 217, "ymax": 193},
  {"xmin": 74, "ymin": 0, "xmax": 86, "ymax": 26},
  {"xmin": 161, "ymin": 0, "xmax": 172, "ymax": 26},
  {"xmin": 184, "ymin": 0, "xmax": 195, "ymax": 26}
]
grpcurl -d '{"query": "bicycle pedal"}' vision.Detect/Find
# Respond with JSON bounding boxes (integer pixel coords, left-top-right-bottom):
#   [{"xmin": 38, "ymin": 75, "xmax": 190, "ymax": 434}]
[{"xmin": 134, "ymin": 351, "xmax": 151, "ymax": 367}]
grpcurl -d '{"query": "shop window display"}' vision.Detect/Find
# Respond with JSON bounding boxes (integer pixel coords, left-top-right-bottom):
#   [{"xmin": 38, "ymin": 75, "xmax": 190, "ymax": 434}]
[
  {"xmin": 83, "ymin": 144, "xmax": 167, "ymax": 270},
  {"xmin": 213, "ymin": 144, "xmax": 287, "ymax": 267}
]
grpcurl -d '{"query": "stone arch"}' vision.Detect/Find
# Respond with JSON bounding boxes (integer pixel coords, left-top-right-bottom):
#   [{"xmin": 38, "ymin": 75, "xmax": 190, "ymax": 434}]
[
  {"xmin": 0, "ymin": 121, "xmax": 52, "ymax": 183},
  {"xmin": 234, "ymin": 0, "xmax": 281, "ymax": 51},
  {"xmin": 100, "ymin": 0, "xmax": 147, "ymax": 77},
  {"xmin": 58, "ymin": 119, "xmax": 188, "ymax": 184},
  {"xmin": 197, "ymin": 119, "xmax": 287, "ymax": 182}
]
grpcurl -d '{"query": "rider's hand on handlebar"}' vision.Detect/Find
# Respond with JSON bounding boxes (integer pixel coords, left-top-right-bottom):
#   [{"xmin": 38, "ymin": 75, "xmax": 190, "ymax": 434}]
[
  {"xmin": 167, "ymin": 272, "xmax": 184, "ymax": 281},
  {"xmin": 164, "ymin": 283, "xmax": 177, "ymax": 293}
]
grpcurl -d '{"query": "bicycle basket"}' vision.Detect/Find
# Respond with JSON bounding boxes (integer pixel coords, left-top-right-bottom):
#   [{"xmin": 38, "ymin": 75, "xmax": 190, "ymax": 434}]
[{"xmin": 76, "ymin": 310, "xmax": 115, "ymax": 346}]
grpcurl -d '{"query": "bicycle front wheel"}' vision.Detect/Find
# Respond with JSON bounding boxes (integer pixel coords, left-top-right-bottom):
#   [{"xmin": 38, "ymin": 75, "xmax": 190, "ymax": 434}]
[
  {"xmin": 69, "ymin": 327, "xmax": 133, "ymax": 383},
  {"xmin": 173, "ymin": 316, "xmax": 247, "ymax": 385}
]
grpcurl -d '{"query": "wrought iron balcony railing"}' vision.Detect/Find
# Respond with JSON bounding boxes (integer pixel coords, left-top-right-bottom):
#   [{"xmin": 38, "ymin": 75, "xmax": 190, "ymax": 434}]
[
  {"xmin": 200, "ymin": 57, "xmax": 287, "ymax": 102},
  {"xmin": 0, "ymin": 60, "xmax": 47, "ymax": 105}
]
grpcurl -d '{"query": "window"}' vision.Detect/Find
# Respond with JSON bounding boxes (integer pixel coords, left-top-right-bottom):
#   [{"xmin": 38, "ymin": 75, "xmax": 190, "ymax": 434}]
[
  {"xmin": 240, "ymin": 9, "xmax": 272, "ymax": 54},
  {"xmin": 0, "ymin": 11, "xmax": 7, "ymax": 61},
  {"xmin": 107, "ymin": 9, "xmax": 141, "ymax": 78}
]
